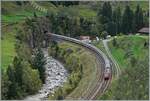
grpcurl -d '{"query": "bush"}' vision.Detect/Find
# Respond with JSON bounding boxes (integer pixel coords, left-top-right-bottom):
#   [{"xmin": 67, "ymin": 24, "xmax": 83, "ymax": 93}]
[
  {"xmin": 112, "ymin": 38, "xmax": 117, "ymax": 47},
  {"xmin": 22, "ymin": 64, "xmax": 42, "ymax": 94},
  {"xmin": 32, "ymin": 48, "xmax": 46, "ymax": 83},
  {"xmin": 48, "ymin": 44, "xmax": 83, "ymax": 99}
]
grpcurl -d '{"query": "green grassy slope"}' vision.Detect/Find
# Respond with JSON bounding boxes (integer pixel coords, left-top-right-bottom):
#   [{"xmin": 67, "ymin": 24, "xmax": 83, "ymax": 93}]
[
  {"xmin": 99, "ymin": 35, "xmax": 149, "ymax": 100},
  {"xmin": 2, "ymin": 1, "xmax": 97, "ymax": 24},
  {"xmin": 48, "ymin": 42, "xmax": 98, "ymax": 99},
  {"xmin": 1, "ymin": 25, "xmax": 17, "ymax": 70},
  {"xmin": 128, "ymin": 1, "xmax": 149, "ymax": 11},
  {"xmin": 1, "ymin": 1, "xmax": 50, "ymax": 69},
  {"xmin": 2, "ymin": 1, "xmax": 148, "ymax": 23},
  {"xmin": 75, "ymin": 5, "xmax": 96, "ymax": 19},
  {"xmin": 2, "ymin": 2, "xmax": 47, "ymax": 23},
  {"xmin": 1, "ymin": 1, "xmax": 97, "ymax": 70},
  {"xmin": 92, "ymin": 40, "xmax": 107, "ymax": 55},
  {"xmin": 112, "ymin": 1, "xmax": 149, "ymax": 11},
  {"xmin": 109, "ymin": 35, "xmax": 148, "ymax": 68}
]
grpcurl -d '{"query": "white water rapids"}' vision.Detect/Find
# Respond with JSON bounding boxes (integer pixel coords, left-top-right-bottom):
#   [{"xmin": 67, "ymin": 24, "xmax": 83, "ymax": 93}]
[{"xmin": 25, "ymin": 49, "xmax": 68, "ymax": 100}]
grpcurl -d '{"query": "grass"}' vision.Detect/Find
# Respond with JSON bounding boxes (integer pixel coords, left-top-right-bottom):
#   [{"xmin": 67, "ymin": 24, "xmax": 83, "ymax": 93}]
[
  {"xmin": 2, "ymin": 11, "xmax": 45, "ymax": 23},
  {"xmin": 2, "ymin": 1, "xmax": 97, "ymax": 24},
  {"xmin": 59, "ymin": 42, "xmax": 98, "ymax": 99},
  {"xmin": 48, "ymin": 42, "xmax": 99, "ymax": 99},
  {"xmin": 1, "ymin": 2, "xmax": 47, "ymax": 69},
  {"xmin": 0, "ymin": 2, "xmax": 96, "ymax": 71},
  {"xmin": 2, "ymin": 1, "xmax": 47, "ymax": 23},
  {"xmin": 111, "ymin": 48, "xmax": 125, "ymax": 67},
  {"xmin": 108, "ymin": 35, "xmax": 148, "ymax": 68},
  {"xmin": 129, "ymin": 1, "xmax": 149, "ymax": 11},
  {"xmin": 78, "ymin": 8, "xmax": 96, "ymax": 19},
  {"xmin": 71, "ymin": 5, "xmax": 97, "ymax": 19},
  {"xmin": 1, "ymin": 27, "xmax": 16, "ymax": 70},
  {"xmin": 99, "ymin": 35, "xmax": 149, "ymax": 100},
  {"xmin": 1, "ymin": 12, "xmax": 45, "ymax": 70},
  {"xmin": 1, "ymin": 1, "xmax": 149, "ymax": 99},
  {"xmin": 113, "ymin": 1, "xmax": 149, "ymax": 12},
  {"xmin": 92, "ymin": 40, "xmax": 107, "ymax": 55}
]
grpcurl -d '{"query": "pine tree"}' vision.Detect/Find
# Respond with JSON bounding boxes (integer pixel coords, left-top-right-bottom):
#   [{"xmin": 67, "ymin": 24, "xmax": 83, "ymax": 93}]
[
  {"xmin": 13, "ymin": 56, "xmax": 23, "ymax": 86},
  {"xmin": 6, "ymin": 65, "xmax": 22, "ymax": 99},
  {"xmin": 134, "ymin": 4, "xmax": 144, "ymax": 31},
  {"xmin": 1, "ymin": 70, "xmax": 10, "ymax": 100},
  {"xmin": 97, "ymin": 2, "xmax": 112, "ymax": 35},
  {"xmin": 32, "ymin": 48, "xmax": 46, "ymax": 83},
  {"xmin": 4, "ymin": 55, "xmax": 43, "ymax": 99},
  {"xmin": 112, "ymin": 38, "xmax": 117, "ymax": 47},
  {"xmin": 121, "ymin": 5, "xmax": 134, "ymax": 34},
  {"xmin": 105, "ymin": 21, "xmax": 117, "ymax": 36},
  {"xmin": 22, "ymin": 61, "xmax": 42, "ymax": 94},
  {"xmin": 33, "ymin": 12, "xmax": 37, "ymax": 18},
  {"xmin": 98, "ymin": 2, "xmax": 112, "ymax": 24},
  {"xmin": 112, "ymin": 7, "xmax": 122, "ymax": 35}
]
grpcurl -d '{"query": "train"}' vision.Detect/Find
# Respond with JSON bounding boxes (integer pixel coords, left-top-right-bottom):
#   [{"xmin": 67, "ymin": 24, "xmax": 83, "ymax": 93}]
[
  {"xmin": 47, "ymin": 33, "xmax": 111, "ymax": 81},
  {"xmin": 104, "ymin": 60, "xmax": 111, "ymax": 80}
]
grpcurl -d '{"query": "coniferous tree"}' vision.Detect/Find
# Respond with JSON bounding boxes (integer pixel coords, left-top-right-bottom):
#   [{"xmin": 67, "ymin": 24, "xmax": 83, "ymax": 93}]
[
  {"xmin": 32, "ymin": 48, "xmax": 46, "ymax": 83},
  {"xmin": 22, "ymin": 62, "xmax": 42, "ymax": 94},
  {"xmin": 121, "ymin": 5, "xmax": 134, "ymax": 34},
  {"xmin": 105, "ymin": 21, "xmax": 117, "ymax": 36},
  {"xmin": 6, "ymin": 64, "xmax": 23, "ymax": 99},
  {"xmin": 1, "ymin": 70, "xmax": 10, "ymax": 99},
  {"xmin": 97, "ymin": 2, "xmax": 112, "ymax": 35},
  {"xmin": 98, "ymin": 2, "xmax": 112, "ymax": 24},
  {"xmin": 112, "ymin": 7, "xmax": 122, "ymax": 35},
  {"xmin": 13, "ymin": 57, "xmax": 23, "ymax": 86},
  {"xmin": 4, "ymin": 56, "xmax": 42, "ymax": 99},
  {"xmin": 134, "ymin": 4, "xmax": 144, "ymax": 31}
]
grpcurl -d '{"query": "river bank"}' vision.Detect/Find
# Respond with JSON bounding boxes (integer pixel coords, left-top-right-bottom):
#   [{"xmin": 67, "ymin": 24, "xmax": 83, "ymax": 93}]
[{"xmin": 24, "ymin": 49, "xmax": 68, "ymax": 100}]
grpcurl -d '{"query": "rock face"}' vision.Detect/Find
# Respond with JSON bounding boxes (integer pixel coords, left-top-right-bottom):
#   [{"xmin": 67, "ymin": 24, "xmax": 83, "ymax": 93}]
[{"xmin": 25, "ymin": 49, "xmax": 68, "ymax": 100}]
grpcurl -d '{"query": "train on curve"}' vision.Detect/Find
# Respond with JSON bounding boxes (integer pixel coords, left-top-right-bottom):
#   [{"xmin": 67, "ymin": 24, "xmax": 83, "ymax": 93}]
[
  {"xmin": 47, "ymin": 33, "xmax": 112, "ymax": 81},
  {"xmin": 104, "ymin": 59, "xmax": 111, "ymax": 80}
]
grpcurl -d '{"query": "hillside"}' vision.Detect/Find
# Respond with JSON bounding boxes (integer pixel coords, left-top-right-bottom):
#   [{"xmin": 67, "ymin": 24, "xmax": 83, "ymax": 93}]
[
  {"xmin": 2, "ymin": 1, "xmax": 97, "ymax": 24},
  {"xmin": 99, "ymin": 35, "xmax": 149, "ymax": 100},
  {"xmin": 2, "ymin": 1, "xmax": 149, "ymax": 24},
  {"xmin": 48, "ymin": 42, "xmax": 99, "ymax": 99},
  {"xmin": 1, "ymin": 1, "xmax": 96, "ymax": 69},
  {"xmin": 1, "ymin": 1, "xmax": 149, "ymax": 100},
  {"xmin": 1, "ymin": 25, "xmax": 17, "ymax": 70},
  {"xmin": 2, "ymin": 2, "xmax": 47, "ymax": 23}
]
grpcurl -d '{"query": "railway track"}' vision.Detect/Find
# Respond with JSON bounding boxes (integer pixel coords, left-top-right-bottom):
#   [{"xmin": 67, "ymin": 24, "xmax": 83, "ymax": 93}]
[
  {"xmin": 46, "ymin": 33, "xmax": 112, "ymax": 100},
  {"xmin": 103, "ymin": 39, "xmax": 121, "ymax": 79}
]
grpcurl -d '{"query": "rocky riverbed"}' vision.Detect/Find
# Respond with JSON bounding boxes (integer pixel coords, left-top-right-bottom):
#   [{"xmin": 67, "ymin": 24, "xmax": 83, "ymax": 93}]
[{"xmin": 25, "ymin": 49, "xmax": 68, "ymax": 100}]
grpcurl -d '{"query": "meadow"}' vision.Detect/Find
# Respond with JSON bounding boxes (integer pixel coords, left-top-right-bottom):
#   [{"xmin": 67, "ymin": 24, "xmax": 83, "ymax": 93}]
[{"xmin": 99, "ymin": 35, "xmax": 149, "ymax": 100}]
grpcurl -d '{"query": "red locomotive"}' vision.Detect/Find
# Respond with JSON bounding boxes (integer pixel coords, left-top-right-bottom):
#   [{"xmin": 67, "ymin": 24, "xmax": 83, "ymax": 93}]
[{"xmin": 104, "ymin": 68, "xmax": 111, "ymax": 80}]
